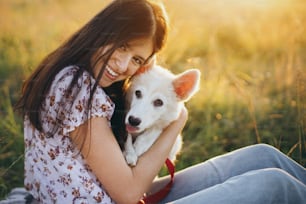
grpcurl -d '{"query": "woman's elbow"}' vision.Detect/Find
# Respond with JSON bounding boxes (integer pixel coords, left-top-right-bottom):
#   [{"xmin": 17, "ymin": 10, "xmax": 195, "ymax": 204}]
[{"xmin": 111, "ymin": 190, "xmax": 144, "ymax": 204}]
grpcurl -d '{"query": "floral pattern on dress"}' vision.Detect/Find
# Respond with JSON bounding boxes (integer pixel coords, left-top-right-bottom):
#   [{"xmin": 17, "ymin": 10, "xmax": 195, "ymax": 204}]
[{"xmin": 24, "ymin": 66, "xmax": 116, "ymax": 204}]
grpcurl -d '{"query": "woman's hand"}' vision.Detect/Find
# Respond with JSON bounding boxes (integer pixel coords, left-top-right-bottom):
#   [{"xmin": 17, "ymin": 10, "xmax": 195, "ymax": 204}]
[{"xmin": 163, "ymin": 106, "xmax": 188, "ymax": 136}]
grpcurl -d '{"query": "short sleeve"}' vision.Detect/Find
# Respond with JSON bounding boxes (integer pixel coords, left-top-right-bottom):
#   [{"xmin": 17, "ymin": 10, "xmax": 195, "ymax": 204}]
[{"xmin": 41, "ymin": 66, "xmax": 115, "ymax": 136}]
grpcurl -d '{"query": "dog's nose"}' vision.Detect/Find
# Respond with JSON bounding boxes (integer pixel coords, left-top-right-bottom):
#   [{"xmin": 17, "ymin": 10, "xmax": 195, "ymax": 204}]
[{"xmin": 128, "ymin": 116, "xmax": 141, "ymax": 127}]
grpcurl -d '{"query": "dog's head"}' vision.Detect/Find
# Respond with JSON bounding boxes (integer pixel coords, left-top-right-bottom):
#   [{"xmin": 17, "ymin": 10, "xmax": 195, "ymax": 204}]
[{"xmin": 125, "ymin": 65, "xmax": 200, "ymax": 135}]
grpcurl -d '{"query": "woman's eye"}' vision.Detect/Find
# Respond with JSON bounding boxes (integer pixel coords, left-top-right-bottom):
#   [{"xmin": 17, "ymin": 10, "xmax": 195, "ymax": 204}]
[
  {"xmin": 153, "ymin": 99, "xmax": 163, "ymax": 107},
  {"xmin": 133, "ymin": 57, "xmax": 143, "ymax": 66},
  {"xmin": 135, "ymin": 90, "xmax": 142, "ymax": 98},
  {"xmin": 119, "ymin": 44, "xmax": 127, "ymax": 51}
]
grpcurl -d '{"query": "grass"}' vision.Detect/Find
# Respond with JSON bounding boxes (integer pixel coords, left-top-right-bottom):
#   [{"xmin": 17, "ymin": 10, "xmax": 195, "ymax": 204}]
[{"xmin": 0, "ymin": 0, "xmax": 305, "ymax": 198}]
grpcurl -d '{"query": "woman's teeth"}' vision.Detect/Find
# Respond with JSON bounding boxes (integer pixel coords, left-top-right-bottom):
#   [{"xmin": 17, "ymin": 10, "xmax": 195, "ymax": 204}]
[{"xmin": 106, "ymin": 65, "xmax": 119, "ymax": 78}]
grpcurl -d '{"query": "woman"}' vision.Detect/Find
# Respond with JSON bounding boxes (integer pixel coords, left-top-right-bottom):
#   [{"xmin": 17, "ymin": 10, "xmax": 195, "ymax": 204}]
[
  {"xmin": 15, "ymin": 0, "xmax": 305, "ymax": 203},
  {"xmin": 15, "ymin": 0, "xmax": 177, "ymax": 203}
]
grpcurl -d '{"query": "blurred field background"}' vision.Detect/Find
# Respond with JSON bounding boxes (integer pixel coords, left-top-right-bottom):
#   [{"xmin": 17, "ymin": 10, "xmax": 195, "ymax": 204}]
[{"xmin": 0, "ymin": 0, "xmax": 305, "ymax": 199}]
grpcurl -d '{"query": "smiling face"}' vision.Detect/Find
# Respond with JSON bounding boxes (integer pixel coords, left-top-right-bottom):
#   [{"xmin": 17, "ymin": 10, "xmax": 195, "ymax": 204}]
[{"xmin": 91, "ymin": 38, "xmax": 153, "ymax": 87}]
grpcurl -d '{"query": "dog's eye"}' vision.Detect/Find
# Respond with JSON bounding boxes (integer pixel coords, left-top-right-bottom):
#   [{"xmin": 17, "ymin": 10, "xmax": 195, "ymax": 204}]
[
  {"xmin": 153, "ymin": 99, "xmax": 163, "ymax": 107},
  {"xmin": 135, "ymin": 90, "xmax": 142, "ymax": 98}
]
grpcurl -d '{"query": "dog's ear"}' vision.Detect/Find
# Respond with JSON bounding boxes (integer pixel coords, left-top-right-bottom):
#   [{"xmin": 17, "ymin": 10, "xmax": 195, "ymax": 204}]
[
  {"xmin": 135, "ymin": 55, "xmax": 156, "ymax": 75},
  {"xmin": 173, "ymin": 69, "xmax": 201, "ymax": 101}
]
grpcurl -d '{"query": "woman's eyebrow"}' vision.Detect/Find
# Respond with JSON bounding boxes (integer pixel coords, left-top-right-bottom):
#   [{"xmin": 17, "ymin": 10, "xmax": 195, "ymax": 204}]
[
  {"xmin": 135, "ymin": 55, "xmax": 146, "ymax": 63},
  {"xmin": 126, "ymin": 43, "xmax": 148, "ymax": 63}
]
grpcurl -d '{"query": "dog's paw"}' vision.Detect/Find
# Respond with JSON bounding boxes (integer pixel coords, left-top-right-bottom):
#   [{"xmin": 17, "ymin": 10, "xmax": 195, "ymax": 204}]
[{"xmin": 124, "ymin": 151, "xmax": 138, "ymax": 166}]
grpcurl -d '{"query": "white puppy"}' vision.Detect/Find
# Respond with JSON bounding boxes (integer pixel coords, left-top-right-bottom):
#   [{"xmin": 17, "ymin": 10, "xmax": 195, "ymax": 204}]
[{"xmin": 123, "ymin": 65, "xmax": 201, "ymax": 166}]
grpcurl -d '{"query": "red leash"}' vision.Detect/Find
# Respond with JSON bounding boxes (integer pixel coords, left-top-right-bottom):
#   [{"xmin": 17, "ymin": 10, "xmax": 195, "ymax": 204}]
[{"xmin": 138, "ymin": 158, "xmax": 175, "ymax": 204}]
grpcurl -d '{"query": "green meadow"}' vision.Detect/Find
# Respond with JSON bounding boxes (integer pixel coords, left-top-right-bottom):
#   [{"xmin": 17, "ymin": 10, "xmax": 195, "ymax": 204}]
[{"xmin": 0, "ymin": 0, "xmax": 305, "ymax": 198}]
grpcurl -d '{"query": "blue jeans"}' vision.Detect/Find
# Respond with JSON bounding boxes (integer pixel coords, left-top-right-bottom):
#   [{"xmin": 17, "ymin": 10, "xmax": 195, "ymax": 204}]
[{"xmin": 152, "ymin": 144, "xmax": 306, "ymax": 204}]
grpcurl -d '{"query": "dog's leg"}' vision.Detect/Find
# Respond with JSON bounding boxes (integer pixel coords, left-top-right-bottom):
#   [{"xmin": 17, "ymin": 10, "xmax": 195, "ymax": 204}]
[
  {"xmin": 123, "ymin": 134, "xmax": 138, "ymax": 166},
  {"xmin": 133, "ymin": 129, "xmax": 162, "ymax": 157}
]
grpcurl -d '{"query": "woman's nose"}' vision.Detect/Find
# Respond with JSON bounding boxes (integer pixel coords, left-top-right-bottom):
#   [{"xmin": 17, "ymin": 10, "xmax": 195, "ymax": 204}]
[{"xmin": 116, "ymin": 54, "xmax": 131, "ymax": 73}]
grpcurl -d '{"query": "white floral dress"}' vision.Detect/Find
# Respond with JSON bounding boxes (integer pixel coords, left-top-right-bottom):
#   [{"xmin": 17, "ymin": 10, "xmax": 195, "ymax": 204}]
[{"xmin": 24, "ymin": 66, "xmax": 116, "ymax": 204}]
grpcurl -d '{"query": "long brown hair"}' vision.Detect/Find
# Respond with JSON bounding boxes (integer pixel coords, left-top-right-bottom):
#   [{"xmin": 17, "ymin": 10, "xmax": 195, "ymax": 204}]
[{"xmin": 14, "ymin": 0, "xmax": 169, "ymax": 149}]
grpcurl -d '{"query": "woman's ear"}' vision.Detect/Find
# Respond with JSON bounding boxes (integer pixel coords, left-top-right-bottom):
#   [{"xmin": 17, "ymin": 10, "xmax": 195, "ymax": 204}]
[
  {"xmin": 173, "ymin": 69, "xmax": 201, "ymax": 101},
  {"xmin": 135, "ymin": 55, "xmax": 156, "ymax": 75}
]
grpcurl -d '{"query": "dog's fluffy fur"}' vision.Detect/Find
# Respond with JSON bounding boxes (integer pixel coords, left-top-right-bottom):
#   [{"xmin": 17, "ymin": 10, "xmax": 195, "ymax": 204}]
[{"xmin": 123, "ymin": 65, "xmax": 201, "ymax": 166}]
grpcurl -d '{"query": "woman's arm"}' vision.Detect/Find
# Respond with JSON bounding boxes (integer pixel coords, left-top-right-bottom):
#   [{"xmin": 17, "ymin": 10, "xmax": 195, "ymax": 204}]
[{"xmin": 70, "ymin": 108, "xmax": 188, "ymax": 204}]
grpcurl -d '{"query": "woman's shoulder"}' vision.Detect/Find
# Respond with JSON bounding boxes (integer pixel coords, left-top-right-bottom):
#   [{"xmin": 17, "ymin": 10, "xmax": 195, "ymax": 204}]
[
  {"xmin": 47, "ymin": 65, "xmax": 114, "ymax": 111},
  {"xmin": 54, "ymin": 65, "xmax": 82, "ymax": 84},
  {"xmin": 51, "ymin": 65, "xmax": 99, "ymax": 96},
  {"xmin": 41, "ymin": 65, "xmax": 114, "ymax": 134}
]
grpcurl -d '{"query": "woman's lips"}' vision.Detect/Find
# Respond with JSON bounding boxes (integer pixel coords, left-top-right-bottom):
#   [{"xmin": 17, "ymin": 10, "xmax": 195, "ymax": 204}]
[{"xmin": 105, "ymin": 65, "xmax": 119, "ymax": 80}]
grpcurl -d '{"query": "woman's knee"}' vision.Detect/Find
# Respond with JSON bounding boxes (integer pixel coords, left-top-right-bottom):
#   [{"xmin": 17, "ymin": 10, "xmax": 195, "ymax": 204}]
[
  {"xmin": 252, "ymin": 168, "xmax": 306, "ymax": 200},
  {"xmin": 246, "ymin": 143, "xmax": 282, "ymax": 164},
  {"xmin": 257, "ymin": 168, "xmax": 292, "ymax": 183},
  {"xmin": 229, "ymin": 168, "xmax": 291, "ymax": 187},
  {"xmin": 227, "ymin": 168, "xmax": 306, "ymax": 203},
  {"xmin": 209, "ymin": 144, "xmax": 284, "ymax": 180},
  {"xmin": 249, "ymin": 143, "xmax": 279, "ymax": 155},
  {"xmin": 251, "ymin": 168, "xmax": 305, "ymax": 193}
]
